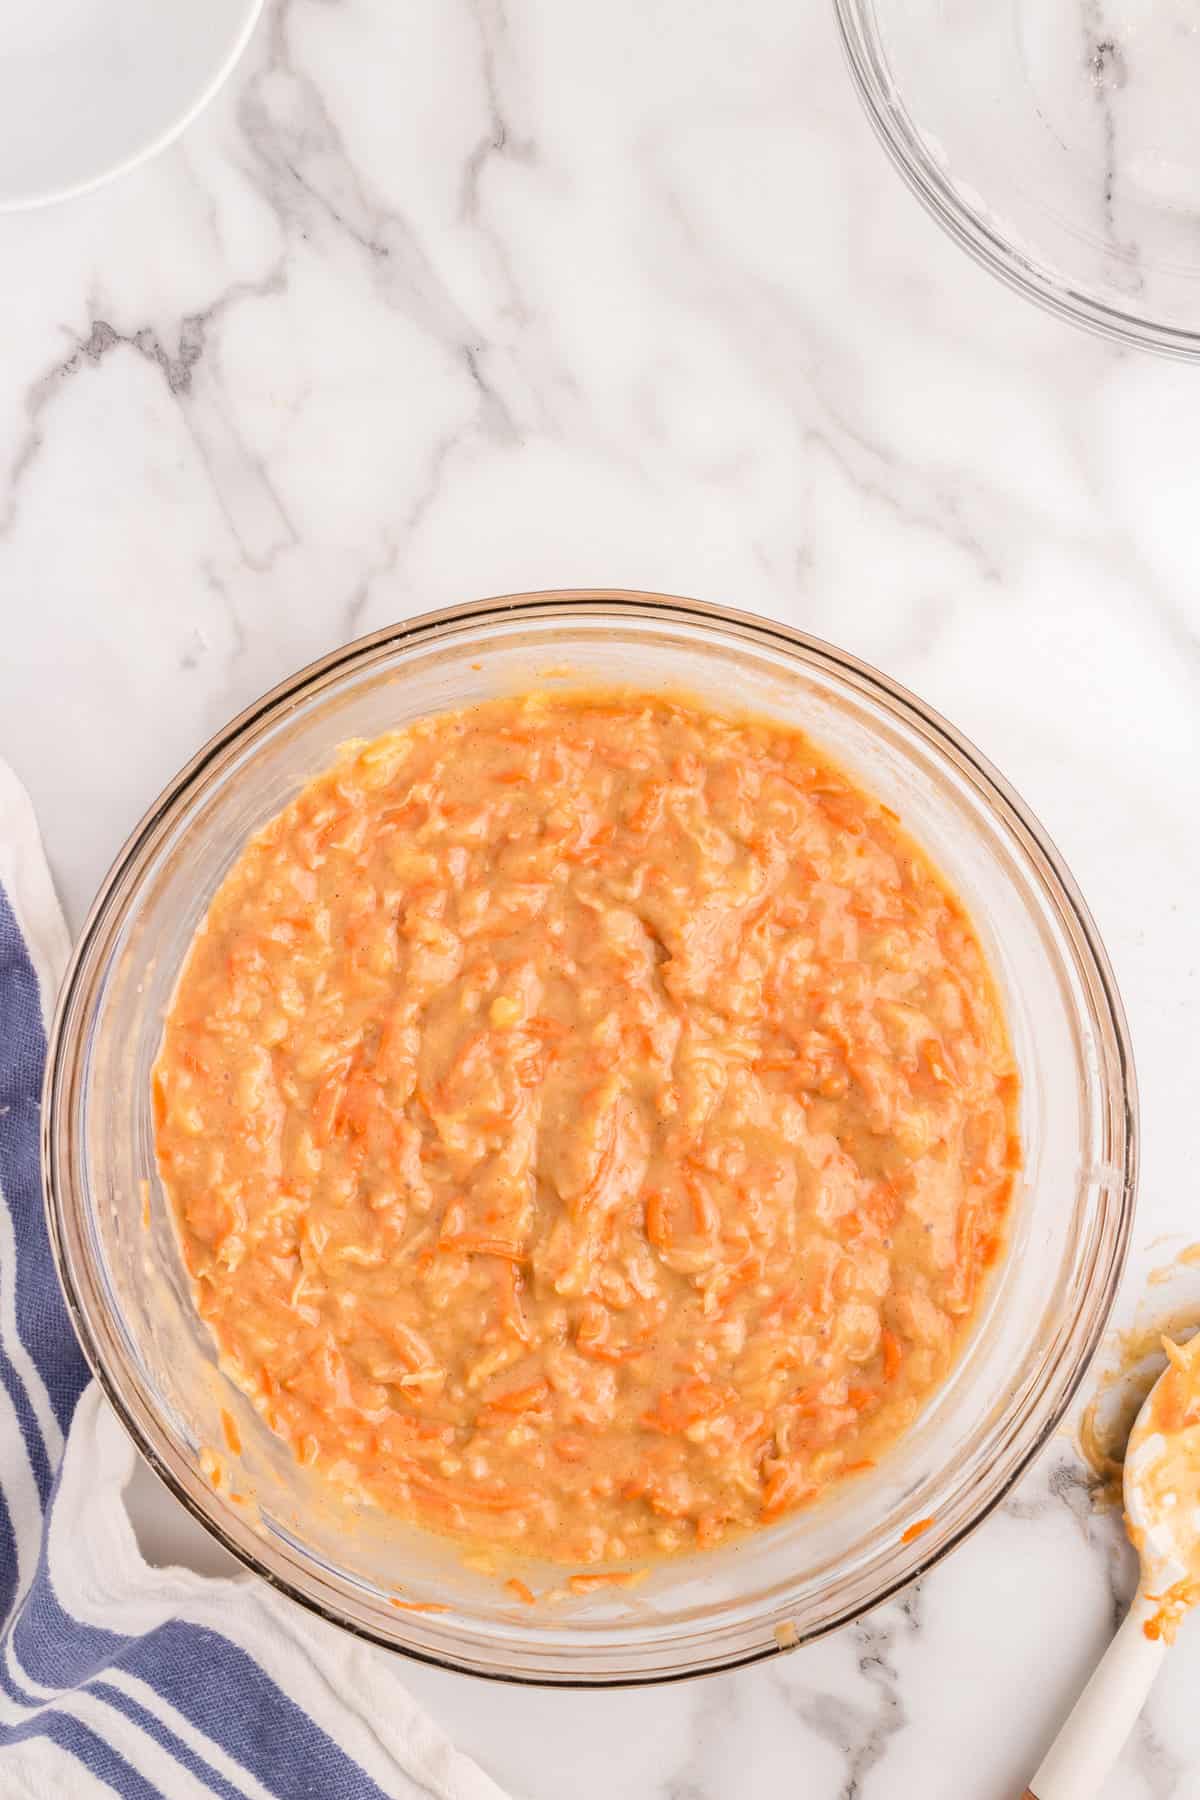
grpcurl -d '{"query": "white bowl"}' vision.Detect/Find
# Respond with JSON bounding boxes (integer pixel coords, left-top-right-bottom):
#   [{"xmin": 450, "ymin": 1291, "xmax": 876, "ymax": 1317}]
[{"xmin": 0, "ymin": 0, "xmax": 264, "ymax": 212}]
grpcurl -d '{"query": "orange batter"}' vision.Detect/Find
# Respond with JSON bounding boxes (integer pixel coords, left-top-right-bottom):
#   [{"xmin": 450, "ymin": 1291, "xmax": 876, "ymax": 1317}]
[{"xmin": 154, "ymin": 691, "xmax": 1018, "ymax": 1565}]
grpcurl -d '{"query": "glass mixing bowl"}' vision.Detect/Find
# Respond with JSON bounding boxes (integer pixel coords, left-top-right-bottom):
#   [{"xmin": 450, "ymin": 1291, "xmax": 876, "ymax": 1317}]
[
  {"xmin": 836, "ymin": 0, "xmax": 1200, "ymax": 357},
  {"xmin": 43, "ymin": 591, "xmax": 1136, "ymax": 1684}
]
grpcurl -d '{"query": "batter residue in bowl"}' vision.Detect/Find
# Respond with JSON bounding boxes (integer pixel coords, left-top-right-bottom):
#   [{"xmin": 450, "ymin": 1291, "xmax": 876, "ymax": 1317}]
[{"xmin": 153, "ymin": 691, "xmax": 1018, "ymax": 1565}]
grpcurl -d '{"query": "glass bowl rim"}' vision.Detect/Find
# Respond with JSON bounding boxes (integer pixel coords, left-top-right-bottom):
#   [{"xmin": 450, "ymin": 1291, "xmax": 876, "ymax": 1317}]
[
  {"xmin": 42, "ymin": 588, "xmax": 1139, "ymax": 1685},
  {"xmin": 833, "ymin": 0, "xmax": 1200, "ymax": 361}
]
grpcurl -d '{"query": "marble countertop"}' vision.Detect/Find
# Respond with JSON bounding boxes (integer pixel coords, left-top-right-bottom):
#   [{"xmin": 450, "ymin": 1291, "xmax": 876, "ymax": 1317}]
[{"xmin": 3, "ymin": 2, "xmax": 1199, "ymax": 1795}]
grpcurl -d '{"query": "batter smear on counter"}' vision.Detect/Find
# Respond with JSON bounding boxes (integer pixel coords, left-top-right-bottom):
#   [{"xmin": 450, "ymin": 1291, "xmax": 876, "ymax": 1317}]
[{"xmin": 154, "ymin": 691, "xmax": 1019, "ymax": 1565}]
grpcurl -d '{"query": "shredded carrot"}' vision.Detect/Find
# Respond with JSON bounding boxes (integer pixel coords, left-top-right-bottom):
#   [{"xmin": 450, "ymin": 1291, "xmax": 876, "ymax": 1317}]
[
  {"xmin": 220, "ymin": 1409, "xmax": 241, "ymax": 1456},
  {"xmin": 640, "ymin": 1380, "xmax": 730, "ymax": 1435},
  {"xmin": 311, "ymin": 1072, "xmax": 346, "ymax": 1146},
  {"xmin": 577, "ymin": 1338, "xmax": 648, "ymax": 1363},
  {"xmin": 643, "ymin": 1191, "xmax": 671, "ymax": 1249},
  {"xmin": 567, "ymin": 1570, "xmax": 645, "ymax": 1593},
  {"xmin": 437, "ymin": 1236, "xmax": 528, "ymax": 1263},
  {"xmin": 761, "ymin": 1464, "xmax": 817, "ymax": 1523},
  {"xmin": 684, "ymin": 1168, "xmax": 719, "ymax": 1236},
  {"xmin": 900, "ymin": 1517, "xmax": 935, "ymax": 1545},
  {"xmin": 388, "ymin": 1597, "xmax": 451, "ymax": 1613},
  {"xmin": 505, "ymin": 1577, "xmax": 536, "ymax": 1605},
  {"xmin": 625, "ymin": 782, "xmax": 668, "ymax": 832},
  {"xmin": 480, "ymin": 1379, "xmax": 551, "ymax": 1415},
  {"xmin": 571, "ymin": 1112, "xmax": 618, "ymax": 1213},
  {"xmin": 391, "ymin": 1320, "xmax": 437, "ymax": 1371},
  {"xmin": 526, "ymin": 1015, "xmax": 568, "ymax": 1038},
  {"xmin": 494, "ymin": 1261, "xmax": 533, "ymax": 1346},
  {"xmin": 400, "ymin": 1463, "xmax": 534, "ymax": 1515}
]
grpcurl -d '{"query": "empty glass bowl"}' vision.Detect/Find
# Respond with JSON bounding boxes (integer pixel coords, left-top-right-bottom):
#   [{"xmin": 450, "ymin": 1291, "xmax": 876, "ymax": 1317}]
[
  {"xmin": 43, "ymin": 592, "xmax": 1136, "ymax": 1683},
  {"xmin": 837, "ymin": 0, "xmax": 1200, "ymax": 355}
]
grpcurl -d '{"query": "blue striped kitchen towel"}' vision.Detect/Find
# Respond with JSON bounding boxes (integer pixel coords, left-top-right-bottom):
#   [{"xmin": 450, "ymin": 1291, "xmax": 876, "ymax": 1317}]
[{"xmin": 0, "ymin": 760, "xmax": 510, "ymax": 1800}]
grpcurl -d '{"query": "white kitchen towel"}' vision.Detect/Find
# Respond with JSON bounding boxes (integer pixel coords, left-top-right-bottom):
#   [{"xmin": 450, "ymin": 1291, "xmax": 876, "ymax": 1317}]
[{"xmin": 0, "ymin": 760, "xmax": 510, "ymax": 1800}]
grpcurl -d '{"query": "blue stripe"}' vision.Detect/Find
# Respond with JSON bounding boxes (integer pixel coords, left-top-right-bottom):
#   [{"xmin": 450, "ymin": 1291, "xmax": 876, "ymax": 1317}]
[
  {"xmin": 0, "ymin": 886, "xmax": 88, "ymax": 1435},
  {"xmin": 0, "ymin": 1706, "xmax": 164, "ymax": 1798},
  {"xmin": 0, "ymin": 1340, "xmax": 54, "ymax": 1505},
  {"xmin": 0, "ymin": 1475, "xmax": 41, "ymax": 1711},
  {"xmin": 0, "ymin": 1641, "xmax": 42, "ymax": 1712},
  {"xmin": 92, "ymin": 1680, "xmax": 249, "ymax": 1800},
  {"xmin": 122, "ymin": 1623, "xmax": 393, "ymax": 1800},
  {"xmin": 7, "ymin": 1470, "xmax": 129, "ymax": 1691},
  {"xmin": 3, "ymin": 1530, "xmax": 390, "ymax": 1795},
  {"xmin": 0, "ymin": 1485, "xmax": 19, "ymax": 1634}
]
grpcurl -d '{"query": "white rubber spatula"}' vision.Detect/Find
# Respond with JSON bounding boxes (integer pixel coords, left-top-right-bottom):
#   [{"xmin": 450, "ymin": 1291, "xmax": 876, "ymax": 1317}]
[{"xmin": 1023, "ymin": 1342, "xmax": 1197, "ymax": 1800}]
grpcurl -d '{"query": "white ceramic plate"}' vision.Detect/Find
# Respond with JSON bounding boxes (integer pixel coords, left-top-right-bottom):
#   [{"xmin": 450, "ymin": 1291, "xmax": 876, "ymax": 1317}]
[{"xmin": 0, "ymin": 0, "xmax": 264, "ymax": 212}]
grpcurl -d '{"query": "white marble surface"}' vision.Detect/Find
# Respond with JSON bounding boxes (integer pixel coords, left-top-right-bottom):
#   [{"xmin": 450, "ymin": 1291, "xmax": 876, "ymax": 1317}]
[{"xmin": 3, "ymin": 1, "xmax": 1200, "ymax": 1795}]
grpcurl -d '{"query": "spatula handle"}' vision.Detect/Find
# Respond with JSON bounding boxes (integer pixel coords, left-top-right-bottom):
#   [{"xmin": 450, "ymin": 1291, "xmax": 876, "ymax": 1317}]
[{"xmin": 1023, "ymin": 1596, "xmax": 1167, "ymax": 1800}]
